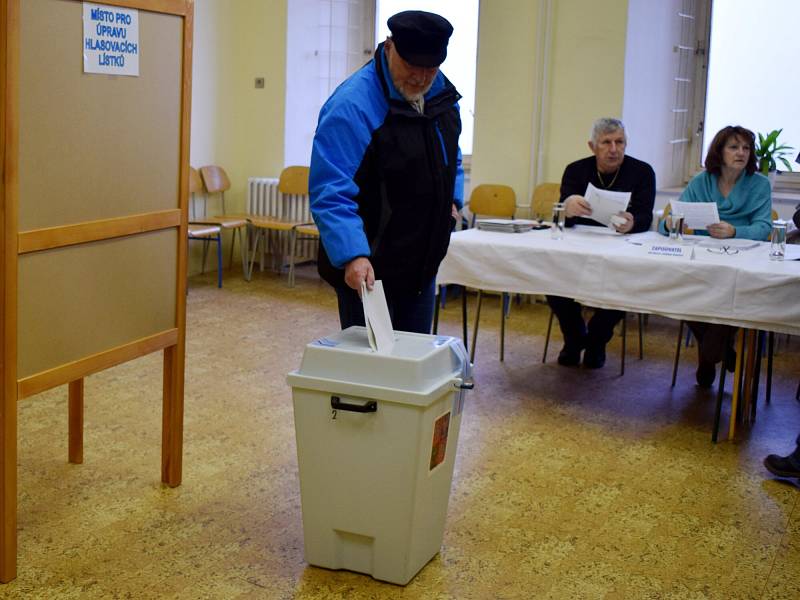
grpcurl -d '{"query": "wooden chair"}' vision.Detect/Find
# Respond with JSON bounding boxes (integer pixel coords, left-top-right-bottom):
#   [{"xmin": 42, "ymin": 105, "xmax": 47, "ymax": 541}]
[
  {"xmin": 237, "ymin": 166, "xmax": 311, "ymax": 281},
  {"xmin": 188, "ymin": 224, "xmax": 222, "ymax": 288},
  {"xmin": 465, "ymin": 184, "xmax": 517, "ymax": 363},
  {"xmin": 195, "ymin": 166, "xmax": 248, "ymax": 278},
  {"xmin": 186, "ymin": 168, "xmax": 223, "ymax": 287},
  {"xmin": 530, "ymin": 182, "xmax": 561, "ymax": 220}
]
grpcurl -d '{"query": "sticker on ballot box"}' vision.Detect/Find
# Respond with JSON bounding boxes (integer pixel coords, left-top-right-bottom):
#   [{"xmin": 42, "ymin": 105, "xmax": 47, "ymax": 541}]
[{"xmin": 429, "ymin": 411, "xmax": 451, "ymax": 472}]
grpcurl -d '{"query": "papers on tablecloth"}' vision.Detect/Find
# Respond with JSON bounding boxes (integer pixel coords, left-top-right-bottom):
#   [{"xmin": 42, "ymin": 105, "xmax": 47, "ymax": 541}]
[
  {"xmin": 361, "ymin": 280, "xmax": 394, "ymax": 353},
  {"xmin": 785, "ymin": 244, "xmax": 800, "ymax": 260},
  {"xmin": 670, "ymin": 200, "xmax": 720, "ymax": 230},
  {"xmin": 584, "ymin": 183, "xmax": 630, "ymax": 227},
  {"xmin": 572, "ymin": 224, "xmax": 622, "ymax": 236},
  {"xmin": 476, "ymin": 218, "xmax": 539, "ymax": 233}
]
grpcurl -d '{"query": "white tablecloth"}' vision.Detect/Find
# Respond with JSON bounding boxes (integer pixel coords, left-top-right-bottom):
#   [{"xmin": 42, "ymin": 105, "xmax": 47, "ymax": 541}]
[{"xmin": 437, "ymin": 227, "xmax": 800, "ymax": 336}]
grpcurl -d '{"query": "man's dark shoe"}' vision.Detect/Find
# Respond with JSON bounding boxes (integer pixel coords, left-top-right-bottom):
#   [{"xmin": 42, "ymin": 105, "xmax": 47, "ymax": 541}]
[
  {"xmin": 557, "ymin": 345, "xmax": 582, "ymax": 366},
  {"xmin": 583, "ymin": 347, "xmax": 606, "ymax": 369},
  {"xmin": 764, "ymin": 453, "xmax": 800, "ymax": 479},
  {"xmin": 695, "ymin": 360, "xmax": 716, "ymax": 388}
]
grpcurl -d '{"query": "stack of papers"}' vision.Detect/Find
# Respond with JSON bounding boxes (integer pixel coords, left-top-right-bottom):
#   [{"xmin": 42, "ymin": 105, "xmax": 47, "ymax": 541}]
[{"xmin": 476, "ymin": 218, "xmax": 539, "ymax": 233}]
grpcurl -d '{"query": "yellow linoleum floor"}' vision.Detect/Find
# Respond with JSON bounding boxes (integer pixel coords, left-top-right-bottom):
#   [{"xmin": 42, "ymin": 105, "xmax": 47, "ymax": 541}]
[{"xmin": 6, "ymin": 266, "xmax": 800, "ymax": 599}]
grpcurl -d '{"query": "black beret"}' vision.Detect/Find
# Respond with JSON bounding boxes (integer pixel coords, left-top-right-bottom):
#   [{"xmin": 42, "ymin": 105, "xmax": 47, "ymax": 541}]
[{"xmin": 387, "ymin": 10, "xmax": 453, "ymax": 68}]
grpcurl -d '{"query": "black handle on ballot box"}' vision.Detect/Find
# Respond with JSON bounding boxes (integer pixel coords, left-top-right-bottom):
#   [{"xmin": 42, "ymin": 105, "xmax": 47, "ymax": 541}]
[{"xmin": 330, "ymin": 396, "xmax": 378, "ymax": 413}]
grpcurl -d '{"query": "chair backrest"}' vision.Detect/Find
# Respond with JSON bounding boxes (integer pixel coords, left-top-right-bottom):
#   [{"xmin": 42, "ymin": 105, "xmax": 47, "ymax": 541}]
[
  {"xmin": 188, "ymin": 167, "xmax": 205, "ymax": 220},
  {"xmin": 530, "ymin": 182, "xmax": 560, "ymax": 219},
  {"xmin": 189, "ymin": 166, "xmax": 204, "ymax": 194},
  {"xmin": 199, "ymin": 165, "xmax": 231, "ymax": 194},
  {"xmin": 468, "ymin": 184, "xmax": 516, "ymax": 224},
  {"xmin": 278, "ymin": 166, "xmax": 310, "ymax": 195}
]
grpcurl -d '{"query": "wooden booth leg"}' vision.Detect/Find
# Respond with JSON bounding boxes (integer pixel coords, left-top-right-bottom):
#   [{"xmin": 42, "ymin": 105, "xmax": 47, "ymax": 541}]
[
  {"xmin": 68, "ymin": 379, "xmax": 84, "ymax": 464},
  {"xmin": 1, "ymin": 389, "xmax": 17, "ymax": 583},
  {"xmin": 161, "ymin": 345, "xmax": 184, "ymax": 487}
]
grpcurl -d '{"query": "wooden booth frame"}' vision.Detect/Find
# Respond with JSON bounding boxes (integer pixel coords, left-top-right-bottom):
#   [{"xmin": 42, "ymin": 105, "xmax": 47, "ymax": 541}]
[{"xmin": 1, "ymin": 0, "xmax": 193, "ymax": 582}]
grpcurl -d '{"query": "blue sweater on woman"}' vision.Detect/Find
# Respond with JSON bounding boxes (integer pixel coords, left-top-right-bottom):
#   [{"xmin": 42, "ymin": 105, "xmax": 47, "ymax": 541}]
[{"xmin": 662, "ymin": 170, "xmax": 772, "ymax": 240}]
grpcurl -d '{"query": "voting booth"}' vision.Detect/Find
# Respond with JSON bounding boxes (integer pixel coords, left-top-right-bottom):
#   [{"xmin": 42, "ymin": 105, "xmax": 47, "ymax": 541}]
[
  {"xmin": 1, "ymin": 0, "xmax": 193, "ymax": 581},
  {"xmin": 287, "ymin": 327, "xmax": 471, "ymax": 585}
]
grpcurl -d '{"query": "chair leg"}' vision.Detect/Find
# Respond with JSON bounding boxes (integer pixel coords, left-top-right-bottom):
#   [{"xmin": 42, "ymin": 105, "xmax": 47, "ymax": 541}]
[
  {"xmin": 288, "ymin": 229, "xmax": 298, "ymax": 288},
  {"xmin": 246, "ymin": 230, "xmax": 263, "ymax": 281},
  {"xmin": 227, "ymin": 228, "xmax": 240, "ymax": 270},
  {"xmin": 671, "ymin": 320, "xmax": 684, "ymax": 387},
  {"xmin": 462, "ymin": 287, "xmax": 468, "ymax": 354},
  {"xmin": 241, "ymin": 224, "xmax": 250, "ymax": 279},
  {"xmin": 201, "ymin": 239, "xmax": 210, "ymax": 274},
  {"xmin": 637, "ymin": 313, "xmax": 644, "ymax": 360},
  {"xmin": 500, "ymin": 292, "xmax": 508, "ymax": 362},
  {"xmin": 766, "ymin": 331, "xmax": 774, "ymax": 404},
  {"xmin": 712, "ymin": 365, "xmax": 727, "ymax": 443},
  {"xmin": 440, "ymin": 284, "xmax": 447, "ymax": 309},
  {"xmin": 215, "ymin": 232, "xmax": 223, "ymax": 288},
  {"xmin": 542, "ymin": 309, "xmax": 554, "ymax": 363},
  {"xmin": 750, "ymin": 330, "xmax": 764, "ymax": 422},
  {"xmin": 712, "ymin": 328, "xmax": 732, "ymax": 443},
  {"xmin": 620, "ymin": 313, "xmax": 627, "ymax": 376},
  {"xmin": 433, "ymin": 289, "xmax": 440, "ymax": 334},
  {"xmin": 469, "ymin": 290, "xmax": 483, "ymax": 365}
]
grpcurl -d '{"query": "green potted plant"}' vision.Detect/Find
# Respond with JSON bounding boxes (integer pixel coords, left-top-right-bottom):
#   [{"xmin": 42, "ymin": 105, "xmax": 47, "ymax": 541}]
[{"xmin": 754, "ymin": 129, "xmax": 794, "ymax": 175}]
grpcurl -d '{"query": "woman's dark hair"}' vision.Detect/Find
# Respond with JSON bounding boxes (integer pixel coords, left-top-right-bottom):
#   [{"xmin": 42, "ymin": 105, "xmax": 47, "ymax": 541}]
[{"xmin": 704, "ymin": 125, "xmax": 758, "ymax": 176}]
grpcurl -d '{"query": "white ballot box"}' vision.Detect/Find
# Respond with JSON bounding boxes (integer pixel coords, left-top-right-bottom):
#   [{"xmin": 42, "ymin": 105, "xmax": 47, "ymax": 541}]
[{"xmin": 286, "ymin": 326, "xmax": 472, "ymax": 585}]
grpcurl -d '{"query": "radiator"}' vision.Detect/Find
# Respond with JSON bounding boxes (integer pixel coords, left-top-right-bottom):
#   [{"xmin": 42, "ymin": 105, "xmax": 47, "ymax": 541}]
[{"xmin": 247, "ymin": 177, "xmax": 316, "ymax": 261}]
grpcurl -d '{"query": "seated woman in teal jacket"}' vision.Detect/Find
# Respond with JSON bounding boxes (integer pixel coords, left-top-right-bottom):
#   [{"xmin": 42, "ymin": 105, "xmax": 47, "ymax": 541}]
[{"xmin": 663, "ymin": 125, "xmax": 772, "ymax": 388}]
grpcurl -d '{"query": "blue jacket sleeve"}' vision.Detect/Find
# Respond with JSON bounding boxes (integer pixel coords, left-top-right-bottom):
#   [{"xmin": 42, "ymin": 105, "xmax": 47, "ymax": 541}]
[
  {"xmin": 309, "ymin": 98, "xmax": 377, "ymax": 269},
  {"xmin": 454, "ymin": 146, "xmax": 464, "ymax": 209}
]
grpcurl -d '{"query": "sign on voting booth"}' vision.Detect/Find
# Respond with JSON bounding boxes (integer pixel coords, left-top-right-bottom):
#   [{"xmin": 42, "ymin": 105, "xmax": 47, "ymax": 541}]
[{"xmin": 83, "ymin": 2, "xmax": 140, "ymax": 76}]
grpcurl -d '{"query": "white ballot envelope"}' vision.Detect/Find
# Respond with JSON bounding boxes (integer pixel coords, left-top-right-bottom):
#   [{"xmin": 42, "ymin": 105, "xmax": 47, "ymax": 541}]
[
  {"xmin": 360, "ymin": 280, "xmax": 395, "ymax": 353},
  {"xmin": 670, "ymin": 200, "xmax": 720, "ymax": 230},
  {"xmin": 584, "ymin": 183, "xmax": 631, "ymax": 227}
]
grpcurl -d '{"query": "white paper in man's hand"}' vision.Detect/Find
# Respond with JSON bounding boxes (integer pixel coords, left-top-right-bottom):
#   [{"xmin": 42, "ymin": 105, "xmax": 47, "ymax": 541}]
[
  {"xmin": 670, "ymin": 200, "xmax": 720, "ymax": 230},
  {"xmin": 584, "ymin": 183, "xmax": 631, "ymax": 227},
  {"xmin": 360, "ymin": 280, "xmax": 395, "ymax": 353}
]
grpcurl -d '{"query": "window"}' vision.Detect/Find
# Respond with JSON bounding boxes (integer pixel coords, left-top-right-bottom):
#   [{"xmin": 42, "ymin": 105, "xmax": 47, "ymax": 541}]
[
  {"xmin": 375, "ymin": 0, "xmax": 479, "ymax": 155},
  {"xmin": 701, "ymin": 0, "xmax": 800, "ymax": 171},
  {"xmin": 285, "ymin": 0, "xmax": 375, "ymax": 167}
]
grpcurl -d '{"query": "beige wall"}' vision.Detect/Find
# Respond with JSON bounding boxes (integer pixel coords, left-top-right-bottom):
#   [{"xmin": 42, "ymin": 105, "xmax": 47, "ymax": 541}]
[
  {"xmin": 470, "ymin": 0, "xmax": 538, "ymax": 208},
  {"xmin": 189, "ymin": 0, "xmax": 287, "ymax": 274},
  {"xmin": 471, "ymin": 0, "xmax": 628, "ymax": 211}
]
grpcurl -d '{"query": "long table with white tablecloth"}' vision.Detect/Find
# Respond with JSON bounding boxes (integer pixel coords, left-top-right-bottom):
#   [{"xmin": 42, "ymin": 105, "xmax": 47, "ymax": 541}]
[{"xmin": 437, "ymin": 226, "xmax": 800, "ymax": 336}]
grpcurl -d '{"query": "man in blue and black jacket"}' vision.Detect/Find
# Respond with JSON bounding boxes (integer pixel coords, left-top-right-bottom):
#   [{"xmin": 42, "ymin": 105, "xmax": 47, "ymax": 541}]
[{"xmin": 309, "ymin": 10, "xmax": 464, "ymax": 334}]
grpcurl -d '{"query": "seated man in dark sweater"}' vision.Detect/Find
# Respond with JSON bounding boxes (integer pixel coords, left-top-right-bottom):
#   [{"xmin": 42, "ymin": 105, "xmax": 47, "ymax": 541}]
[{"xmin": 547, "ymin": 118, "xmax": 656, "ymax": 368}]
